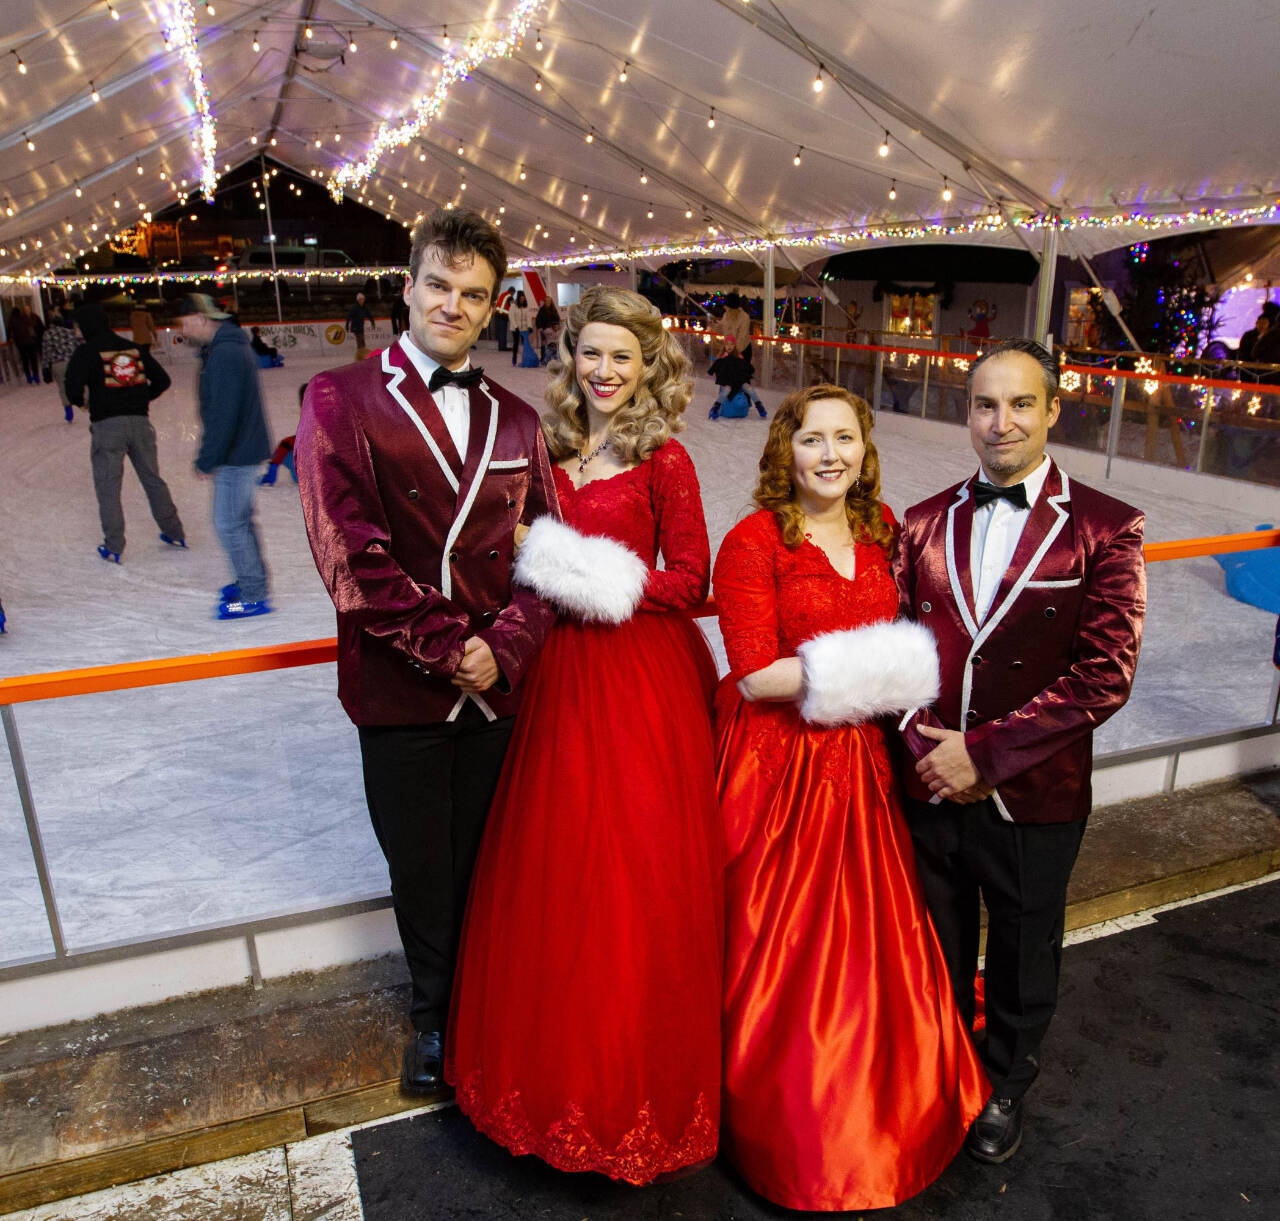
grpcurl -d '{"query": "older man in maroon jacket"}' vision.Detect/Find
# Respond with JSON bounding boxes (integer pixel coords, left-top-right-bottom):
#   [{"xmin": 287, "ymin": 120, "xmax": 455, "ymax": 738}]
[
  {"xmin": 895, "ymin": 339, "xmax": 1146, "ymax": 1163},
  {"xmin": 296, "ymin": 209, "xmax": 558, "ymax": 1095}
]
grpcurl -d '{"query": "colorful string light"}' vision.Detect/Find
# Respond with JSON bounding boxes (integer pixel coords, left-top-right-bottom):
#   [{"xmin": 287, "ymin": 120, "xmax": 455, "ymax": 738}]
[
  {"xmin": 328, "ymin": 0, "xmax": 545, "ymax": 201},
  {"xmin": 160, "ymin": 0, "xmax": 219, "ymax": 197}
]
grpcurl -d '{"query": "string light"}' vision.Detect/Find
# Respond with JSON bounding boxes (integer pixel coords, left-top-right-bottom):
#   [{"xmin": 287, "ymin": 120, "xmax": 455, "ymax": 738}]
[
  {"xmin": 315, "ymin": 136, "xmax": 322, "ymax": 148},
  {"xmin": 136, "ymin": 161, "xmax": 144, "ymax": 175},
  {"xmin": 646, "ymin": 205, "xmax": 654, "ymax": 218},
  {"xmin": 251, "ymin": 134, "xmax": 258, "ymax": 145},
  {"xmin": 390, "ymin": 32, "xmax": 399, "ymax": 50},
  {"xmin": 25, "ymin": 134, "xmax": 35, "ymax": 151},
  {"xmin": 793, "ymin": 145, "xmax": 803, "ymax": 166},
  {"xmin": 74, "ymin": 183, "xmax": 83, "ymax": 198},
  {"xmin": 619, "ymin": 61, "xmax": 629, "ymax": 82},
  {"xmin": 534, "ymin": 73, "xmax": 543, "ymax": 91},
  {"xmin": 348, "ymin": 33, "xmax": 358, "ymax": 53},
  {"xmin": 585, "ymin": 128, "xmax": 595, "ymax": 143},
  {"xmin": 457, "ymin": 143, "xmax": 465, "ymax": 155},
  {"xmin": 90, "ymin": 81, "xmax": 100, "ymax": 102},
  {"xmin": 878, "ymin": 131, "xmax": 890, "ymax": 158},
  {"xmin": 107, "ymin": 2, "xmax": 119, "ymax": 18},
  {"xmin": 707, "ymin": 108, "xmax": 716, "ymax": 129},
  {"xmin": 519, "ymin": 164, "xmax": 527, "ymax": 180},
  {"xmin": 304, "ymin": 25, "xmax": 312, "ymax": 39},
  {"xmin": 251, "ymin": 32, "xmax": 259, "ymax": 52},
  {"xmin": 535, "ymin": 29, "xmax": 543, "ymax": 51},
  {"xmin": 639, "ymin": 170, "xmax": 648, "ymax": 184},
  {"xmin": 888, "ymin": 179, "xmax": 897, "ymax": 201},
  {"xmin": 165, "ymin": 0, "xmax": 220, "ymax": 197},
  {"xmin": 684, "ymin": 207, "xmax": 694, "ymax": 218},
  {"xmin": 12, "ymin": 50, "xmax": 27, "ymax": 74},
  {"xmin": 812, "ymin": 64, "xmax": 824, "ymax": 92},
  {"xmin": 205, "ymin": 2, "xmax": 214, "ymax": 15},
  {"xmin": 581, "ymin": 189, "xmax": 589, "ymax": 201},
  {"xmin": 941, "ymin": 177, "xmax": 953, "ymax": 202},
  {"xmin": 442, "ymin": 25, "xmax": 450, "ymax": 45}
]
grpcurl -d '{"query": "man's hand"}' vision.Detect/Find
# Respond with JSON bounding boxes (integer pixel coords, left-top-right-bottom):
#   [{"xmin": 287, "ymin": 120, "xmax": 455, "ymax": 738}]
[
  {"xmin": 451, "ymin": 636, "xmax": 499, "ymax": 692},
  {"xmin": 915, "ymin": 724, "xmax": 984, "ymax": 801}
]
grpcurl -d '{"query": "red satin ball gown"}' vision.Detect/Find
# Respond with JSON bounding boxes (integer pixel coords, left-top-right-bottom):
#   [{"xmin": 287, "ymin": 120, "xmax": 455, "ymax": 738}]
[
  {"xmin": 713, "ymin": 508, "xmax": 988, "ymax": 1212},
  {"xmin": 447, "ymin": 439, "xmax": 723, "ymax": 1184}
]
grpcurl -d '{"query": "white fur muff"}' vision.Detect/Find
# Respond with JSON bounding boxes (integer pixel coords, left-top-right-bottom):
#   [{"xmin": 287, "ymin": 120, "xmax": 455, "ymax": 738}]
[
  {"xmin": 797, "ymin": 620, "xmax": 940, "ymax": 726},
  {"xmin": 514, "ymin": 515, "xmax": 648, "ymax": 624}
]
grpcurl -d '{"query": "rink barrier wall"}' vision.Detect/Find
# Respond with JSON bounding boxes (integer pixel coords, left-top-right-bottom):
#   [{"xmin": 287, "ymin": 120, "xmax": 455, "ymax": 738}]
[{"xmin": 0, "ymin": 531, "xmax": 1277, "ymax": 1033}]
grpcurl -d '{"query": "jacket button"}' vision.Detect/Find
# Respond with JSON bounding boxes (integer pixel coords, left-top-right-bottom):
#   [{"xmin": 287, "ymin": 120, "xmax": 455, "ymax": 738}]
[
  {"xmin": 449, "ymin": 550, "xmax": 459, "ymax": 563},
  {"xmin": 480, "ymin": 610, "xmax": 494, "ymax": 624},
  {"xmin": 1010, "ymin": 659, "xmax": 1023, "ymax": 669},
  {"xmin": 966, "ymin": 710, "xmax": 979, "ymax": 721},
  {"xmin": 507, "ymin": 498, "xmax": 516, "ymax": 509},
  {"xmin": 488, "ymin": 549, "xmax": 499, "ymax": 560},
  {"xmin": 971, "ymin": 655, "xmax": 983, "ymax": 666},
  {"xmin": 921, "ymin": 601, "xmax": 932, "ymax": 613},
  {"xmin": 407, "ymin": 489, "xmax": 419, "ymax": 501},
  {"xmin": 1044, "ymin": 606, "xmax": 1057, "ymax": 619}
]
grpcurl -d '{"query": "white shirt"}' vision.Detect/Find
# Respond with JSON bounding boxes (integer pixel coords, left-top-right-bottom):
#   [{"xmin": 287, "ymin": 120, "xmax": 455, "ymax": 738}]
[
  {"xmin": 969, "ymin": 454, "xmax": 1051, "ymax": 623},
  {"xmin": 399, "ymin": 332, "xmax": 472, "ymax": 461}
]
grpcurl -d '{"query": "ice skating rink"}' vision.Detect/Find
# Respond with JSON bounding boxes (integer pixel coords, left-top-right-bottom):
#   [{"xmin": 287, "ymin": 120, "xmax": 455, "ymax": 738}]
[{"xmin": 1, "ymin": 345, "xmax": 1275, "ymax": 966}]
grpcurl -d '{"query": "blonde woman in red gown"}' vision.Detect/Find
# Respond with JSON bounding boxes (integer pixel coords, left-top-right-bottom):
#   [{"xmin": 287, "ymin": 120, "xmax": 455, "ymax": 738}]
[
  {"xmin": 713, "ymin": 384, "xmax": 988, "ymax": 1211},
  {"xmin": 446, "ymin": 287, "xmax": 722, "ymax": 1183}
]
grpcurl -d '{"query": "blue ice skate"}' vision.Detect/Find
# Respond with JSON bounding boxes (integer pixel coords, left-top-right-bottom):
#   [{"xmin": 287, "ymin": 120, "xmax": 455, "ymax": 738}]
[
  {"xmin": 97, "ymin": 544, "xmax": 121, "ymax": 563},
  {"xmin": 159, "ymin": 533, "xmax": 187, "ymax": 548},
  {"xmin": 217, "ymin": 598, "xmax": 273, "ymax": 620}
]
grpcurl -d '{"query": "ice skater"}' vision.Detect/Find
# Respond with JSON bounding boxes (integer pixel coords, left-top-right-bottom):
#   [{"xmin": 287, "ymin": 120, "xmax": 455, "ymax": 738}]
[
  {"xmin": 65, "ymin": 303, "xmax": 186, "ymax": 563},
  {"xmin": 707, "ymin": 347, "xmax": 766, "ymax": 418},
  {"xmin": 174, "ymin": 294, "xmax": 273, "ymax": 619}
]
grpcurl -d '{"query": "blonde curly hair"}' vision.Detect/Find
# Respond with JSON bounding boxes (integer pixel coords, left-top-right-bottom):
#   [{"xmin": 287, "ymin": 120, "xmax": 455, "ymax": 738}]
[
  {"xmin": 754, "ymin": 384, "xmax": 895, "ymax": 558},
  {"xmin": 543, "ymin": 286, "xmax": 692, "ymax": 464}
]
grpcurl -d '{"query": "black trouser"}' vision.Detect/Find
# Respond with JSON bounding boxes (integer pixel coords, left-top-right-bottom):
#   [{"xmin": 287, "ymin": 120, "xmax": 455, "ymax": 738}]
[
  {"xmin": 358, "ymin": 703, "xmax": 514, "ymax": 1034},
  {"xmin": 906, "ymin": 795, "xmax": 1087, "ymax": 1101}
]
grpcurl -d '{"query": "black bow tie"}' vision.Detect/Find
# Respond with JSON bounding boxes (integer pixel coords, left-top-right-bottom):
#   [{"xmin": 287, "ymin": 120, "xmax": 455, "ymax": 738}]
[
  {"xmin": 973, "ymin": 479, "xmax": 1029, "ymax": 510},
  {"xmin": 427, "ymin": 365, "xmax": 483, "ymax": 393}
]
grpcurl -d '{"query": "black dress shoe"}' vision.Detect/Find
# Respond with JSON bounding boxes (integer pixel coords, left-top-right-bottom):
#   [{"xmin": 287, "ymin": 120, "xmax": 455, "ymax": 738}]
[
  {"xmin": 401, "ymin": 1030, "xmax": 445, "ymax": 1096},
  {"xmin": 965, "ymin": 1095, "xmax": 1023, "ymax": 1163}
]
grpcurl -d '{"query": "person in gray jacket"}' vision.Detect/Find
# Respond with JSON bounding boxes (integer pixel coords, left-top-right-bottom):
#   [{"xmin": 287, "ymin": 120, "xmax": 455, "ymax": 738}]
[
  {"xmin": 174, "ymin": 294, "xmax": 272, "ymax": 619},
  {"xmin": 66, "ymin": 303, "xmax": 186, "ymax": 562}
]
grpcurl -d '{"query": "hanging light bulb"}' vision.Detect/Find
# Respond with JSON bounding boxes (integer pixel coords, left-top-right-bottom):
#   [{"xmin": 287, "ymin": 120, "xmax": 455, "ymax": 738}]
[
  {"xmin": 793, "ymin": 145, "xmax": 803, "ymax": 166},
  {"xmin": 813, "ymin": 64, "xmax": 824, "ymax": 92},
  {"xmin": 269, "ymin": 136, "xmax": 277, "ymax": 147},
  {"xmin": 12, "ymin": 50, "xmax": 27, "ymax": 75},
  {"xmin": 457, "ymin": 143, "xmax": 464, "ymax": 155},
  {"xmin": 888, "ymin": 179, "xmax": 897, "ymax": 201},
  {"xmin": 585, "ymin": 128, "xmax": 595, "ymax": 143},
  {"xmin": 707, "ymin": 108, "xmax": 716, "ymax": 129},
  {"xmin": 390, "ymin": 32, "xmax": 399, "ymax": 50},
  {"xmin": 315, "ymin": 136, "xmax": 322, "ymax": 148},
  {"xmin": 136, "ymin": 161, "xmax": 144, "ymax": 175},
  {"xmin": 684, "ymin": 207, "xmax": 693, "ymax": 218},
  {"xmin": 581, "ymin": 190, "xmax": 589, "ymax": 201},
  {"xmin": 334, "ymin": 131, "xmax": 341, "ymax": 142},
  {"xmin": 251, "ymin": 134, "xmax": 259, "ymax": 145},
  {"xmin": 646, "ymin": 205, "xmax": 654, "ymax": 218},
  {"xmin": 534, "ymin": 73, "xmax": 543, "ymax": 92},
  {"xmin": 878, "ymin": 131, "xmax": 890, "ymax": 158},
  {"xmin": 519, "ymin": 165, "xmax": 527, "ymax": 180},
  {"xmin": 419, "ymin": 150, "xmax": 427, "ymax": 161},
  {"xmin": 619, "ymin": 61, "xmax": 629, "ymax": 82},
  {"xmin": 499, "ymin": 204, "xmax": 506, "ymax": 213},
  {"xmin": 304, "ymin": 25, "xmax": 313, "ymax": 39},
  {"xmin": 162, "ymin": 29, "xmax": 171, "ymax": 48},
  {"xmin": 74, "ymin": 182, "xmax": 83, "ymax": 198},
  {"xmin": 348, "ymin": 33, "xmax": 357, "ymax": 53},
  {"xmin": 534, "ymin": 222, "xmax": 541, "ymax": 230},
  {"xmin": 205, "ymin": 2, "xmax": 214, "ymax": 15},
  {"xmin": 252, "ymin": 32, "xmax": 260, "ymax": 52},
  {"xmin": 442, "ymin": 25, "xmax": 450, "ymax": 46},
  {"xmin": 569, "ymin": 235, "xmax": 576, "ymax": 243},
  {"xmin": 535, "ymin": 30, "xmax": 543, "ymax": 51},
  {"xmin": 107, "ymin": 1, "xmax": 119, "ymax": 18},
  {"xmin": 112, "ymin": 196, "xmax": 120, "ymax": 208},
  {"xmin": 25, "ymin": 134, "xmax": 35, "ymax": 152},
  {"xmin": 941, "ymin": 177, "xmax": 953, "ymax": 202},
  {"xmin": 639, "ymin": 170, "xmax": 648, "ymax": 184}
]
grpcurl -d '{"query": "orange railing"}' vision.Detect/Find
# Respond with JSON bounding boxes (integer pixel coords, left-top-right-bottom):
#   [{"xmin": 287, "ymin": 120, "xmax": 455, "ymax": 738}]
[{"xmin": 2, "ymin": 531, "xmax": 1276, "ymax": 707}]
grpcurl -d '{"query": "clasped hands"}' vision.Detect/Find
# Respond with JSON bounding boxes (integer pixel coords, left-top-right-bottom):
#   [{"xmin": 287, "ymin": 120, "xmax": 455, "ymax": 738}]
[
  {"xmin": 452, "ymin": 636, "xmax": 499, "ymax": 692},
  {"xmin": 914, "ymin": 724, "xmax": 992, "ymax": 804}
]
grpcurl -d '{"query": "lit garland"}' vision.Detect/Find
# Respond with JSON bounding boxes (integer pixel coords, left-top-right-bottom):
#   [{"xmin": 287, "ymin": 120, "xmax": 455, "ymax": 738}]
[
  {"xmin": 329, "ymin": 0, "xmax": 545, "ymax": 201},
  {"xmin": 161, "ymin": 0, "xmax": 218, "ymax": 197}
]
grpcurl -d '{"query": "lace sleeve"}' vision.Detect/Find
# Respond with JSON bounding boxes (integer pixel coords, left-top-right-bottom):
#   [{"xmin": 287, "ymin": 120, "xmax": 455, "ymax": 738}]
[
  {"xmin": 640, "ymin": 441, "xmax": 711, "ymax": 612},
  {"xmin": 713, "ymin": 513, "xmax": 781, "ymax": 679}
]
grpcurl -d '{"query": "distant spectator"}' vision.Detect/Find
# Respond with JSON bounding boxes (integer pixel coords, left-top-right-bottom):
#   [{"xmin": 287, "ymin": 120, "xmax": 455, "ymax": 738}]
[
  {"xmin": 346, "ymin": 292, "xmax": 377, "ymax": 357},
  {"xmin": 10, "ymin": 304, "xmax": 42, "ymax": 385},
  {"xmin": 509, "ymin": 290, "xmax": 532, "ymax": 366},
  {"xmin": 390, "ymin": 295, "xmax": 409, "ymax": 337},
  {"xmin": 129, "ymin": 300, "xmax": 158, "ymax": 348},
  {"xmin": 40, "ymin": 303, "xmax": 80, "ymax": 422},
  {"xmin": 250, "ymin": 326, "xmax": 283, "ymax": 367},
  {"xmin": 1247, "ymin": 302, "xmax": 1280, "ymax": 367},
  {"xmin": 493, "ymin": 286, "xmax": 513, "ymax": 351},
  {"xmin": 535, "ymin": 298, "xmax": 561, "ymax": 364}
]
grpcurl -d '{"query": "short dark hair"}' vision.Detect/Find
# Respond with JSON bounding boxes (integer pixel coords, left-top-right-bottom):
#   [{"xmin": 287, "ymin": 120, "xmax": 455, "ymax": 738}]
[
  {"xmin": 966, "ymin": 338, "xmax": 1059, "ymax": 401},
  {"xmin": 725, "ymin": 291, "xmax": 742, "ymax": 309},
  {"xmin": 1261, "ymin": 301, "xmax": 1280, "ymax": 323},
  {"xmin": 408, "ymin": 208, "xmax": 507, "ymax": 300}
]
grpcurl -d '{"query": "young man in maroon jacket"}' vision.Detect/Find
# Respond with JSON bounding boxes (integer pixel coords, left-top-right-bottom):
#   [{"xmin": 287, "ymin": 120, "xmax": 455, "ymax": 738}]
[
  {"xmin": 296, "ymin": 210, "xmax": 559, "ymax": 1095},
  {"xmin": 895, "ymin": 339, "xmax": 1146, "ymax": 1163}
]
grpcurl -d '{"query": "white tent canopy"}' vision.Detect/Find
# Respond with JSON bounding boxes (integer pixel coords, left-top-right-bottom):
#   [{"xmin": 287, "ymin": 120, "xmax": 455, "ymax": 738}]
[{"xmin": 2, "ymin": 0, "xmax": 1278, "ymax": 280}]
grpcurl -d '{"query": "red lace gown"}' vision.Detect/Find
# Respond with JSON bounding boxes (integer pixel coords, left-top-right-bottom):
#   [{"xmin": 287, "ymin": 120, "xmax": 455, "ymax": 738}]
[
  {"xmin": 713, "ymin": 509, "xmax": 988, "ymax": 1212},
  {"xmin": 447, "ymin": 439, "xmax": 723, "ymax": 1183}
]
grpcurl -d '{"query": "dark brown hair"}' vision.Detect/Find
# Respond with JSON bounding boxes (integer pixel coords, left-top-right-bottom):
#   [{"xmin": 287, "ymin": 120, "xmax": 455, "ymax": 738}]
[
  {"xmin": 753, "ymin": 383, "xmax": 894, "ymax": 558},
  {"xmin": 408, "ymin": 208, "xmax": 507, "ymax": 300}
]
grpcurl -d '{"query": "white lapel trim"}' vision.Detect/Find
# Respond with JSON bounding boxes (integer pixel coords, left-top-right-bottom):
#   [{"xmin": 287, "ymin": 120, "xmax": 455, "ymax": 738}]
[
  {"xmin": 382, "ymin": 347, "xmax": 459, "ymax": 494},
  {"xmin": 944, "ymin": 484, "xmax": 979, "ymax": 639},
  {"xmin": 438, "ymin": 383, "xmax": 499, "ymax": 599},
  {"xmin": 960, "ymin": 470, "xmax": 1073, "ymax": 822}
]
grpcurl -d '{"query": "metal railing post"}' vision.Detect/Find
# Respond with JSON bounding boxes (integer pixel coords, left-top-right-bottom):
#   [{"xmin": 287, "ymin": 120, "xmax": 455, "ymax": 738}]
[
  {"xmin": 872, "ymin": 349, "xmax": 884, "ymax": 413},
  {"xmin": 1194, "ymin": 389, "xmax": 1213, "ymax": 474},
  {"xmin": 1105, "ymin": 373, "xmax": 1126, "ymax": 480},
  {"xmin": 921, "ymin": 354, "xmax": 931, "ymax": 418},
  {"xmin": 834, "ymin": 347, "xmax": 840, "ymax": 388},
  {"xmin": 2, "ymin": 705, "xmax": 67, "ymax": 957}
]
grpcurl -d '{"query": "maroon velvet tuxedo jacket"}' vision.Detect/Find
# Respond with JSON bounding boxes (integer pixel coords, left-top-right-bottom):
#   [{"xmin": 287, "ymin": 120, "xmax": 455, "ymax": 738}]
[
  {"xmin": 296, "ymin": 343, "xmax": 559, "ymax": 726},
  {"xmin": 894, "ymin": 460, "xmax": 1146, "ymax": 824}
]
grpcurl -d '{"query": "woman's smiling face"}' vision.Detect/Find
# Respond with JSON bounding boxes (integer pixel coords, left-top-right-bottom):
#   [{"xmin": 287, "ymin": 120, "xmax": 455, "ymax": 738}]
[{"xmin": 575, "ymin": 321, "xmax": 643, "ymax": 416}]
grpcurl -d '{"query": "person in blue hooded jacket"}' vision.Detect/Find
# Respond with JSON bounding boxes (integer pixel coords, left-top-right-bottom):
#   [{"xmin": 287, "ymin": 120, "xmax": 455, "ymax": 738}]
[{"xmin": 174, "ymin": 294, "xmax": 273, "ymax": 619}]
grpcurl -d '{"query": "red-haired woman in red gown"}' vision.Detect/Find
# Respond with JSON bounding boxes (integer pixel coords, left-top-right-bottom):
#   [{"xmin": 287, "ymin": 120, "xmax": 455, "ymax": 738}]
[
  {"xmin": 713, "ymin": 384, "xmax": 988, "ymax": 1211},
  {"xmin": 446, "ymin": 287, "xmax": 722, "ymax": 1184}
]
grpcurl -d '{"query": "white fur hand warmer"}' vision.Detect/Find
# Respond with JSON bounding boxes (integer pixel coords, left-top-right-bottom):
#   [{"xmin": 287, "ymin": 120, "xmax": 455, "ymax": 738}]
[
  {"xmin": 514, "ymin": 516, "xmax": 648, "ymax": 624},
  {"xmin": 797, "ymin": 620, "xmax": 940, "ymax": 726}
]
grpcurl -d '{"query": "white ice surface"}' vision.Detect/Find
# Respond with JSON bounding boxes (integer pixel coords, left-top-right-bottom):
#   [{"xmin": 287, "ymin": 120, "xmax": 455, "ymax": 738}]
[{"xmin": 0, "ymin": 347, "xmax": 1275, "ymax": 965}]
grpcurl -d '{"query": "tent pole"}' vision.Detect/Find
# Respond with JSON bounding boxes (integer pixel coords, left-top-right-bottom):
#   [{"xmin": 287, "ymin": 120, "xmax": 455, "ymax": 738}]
[
  {"xmin": 1032, "ymin": 222, "xmax": 1059, "ymax": 345},
  {"xmin": 260, "ymin": 152, "xmax": 283, "ymax": 324},
  {"xmin": 763, "ymin": 245, "xmax": 777, "ymax": 387}
]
